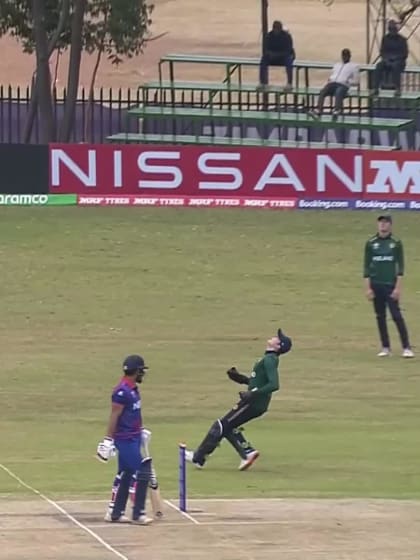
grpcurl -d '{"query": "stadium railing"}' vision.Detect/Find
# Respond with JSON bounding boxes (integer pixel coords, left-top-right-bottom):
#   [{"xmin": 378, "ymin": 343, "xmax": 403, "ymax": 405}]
[
  {"xmin": 140, "ymin": 81, "xmax": 420, "ymax": 116},
  {"xmin": 158, "ymin": 53, "xmax": 420, "ymax": 91},
  {"xmin": 107, "ymin": 132, "xmax": 398, "ymax": 151}
]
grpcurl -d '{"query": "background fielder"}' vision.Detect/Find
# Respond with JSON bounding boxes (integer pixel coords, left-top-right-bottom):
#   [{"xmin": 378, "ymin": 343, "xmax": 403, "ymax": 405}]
[
  {"xmin": 364, "ymin": 215, "xmax": 414, "ymax": 358},
  {"xmin": 186, "ymin": 328, "xmax": 292, "ymax": 470}
]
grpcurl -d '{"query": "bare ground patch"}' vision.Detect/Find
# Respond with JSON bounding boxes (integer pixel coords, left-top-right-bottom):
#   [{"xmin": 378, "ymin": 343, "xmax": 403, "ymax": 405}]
[
  {"xmin": 0, "ymin": 0, "xmax": 371, "ymax": 89},
  {"xmin": 1, "ymin": 498, "xmax": 420, "ymax": 560}
]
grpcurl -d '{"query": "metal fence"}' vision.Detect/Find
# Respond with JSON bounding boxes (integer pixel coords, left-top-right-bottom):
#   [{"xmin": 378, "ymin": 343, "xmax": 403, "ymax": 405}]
[{"xmin": 0, "ymin": 86, "xmax": 142, "ymax": 144}]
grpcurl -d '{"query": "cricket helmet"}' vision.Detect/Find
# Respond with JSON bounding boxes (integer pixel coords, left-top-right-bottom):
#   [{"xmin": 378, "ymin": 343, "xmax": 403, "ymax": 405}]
[
  {"xmin": 277, "ymin": 329, "xmax": 292, "ymax": 355},
  {"xmin": 123, "ymin": 354, "xmax": 148, "ymax": 374}
]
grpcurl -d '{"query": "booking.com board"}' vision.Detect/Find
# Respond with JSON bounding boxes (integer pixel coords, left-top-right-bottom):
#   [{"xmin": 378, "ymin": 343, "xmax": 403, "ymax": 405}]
[{"xmin": 1, "ymin": 144, "xmax": 420, "ymax": 210}]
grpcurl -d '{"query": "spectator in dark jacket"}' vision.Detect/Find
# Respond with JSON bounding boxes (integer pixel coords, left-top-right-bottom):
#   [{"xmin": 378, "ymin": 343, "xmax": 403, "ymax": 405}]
[
  {"xmin": 259, "ymin": 21, "xmax": 295, "ymax": 91},
  {"xmin": 372, "ymin": 20, "xmax": 408, "ymax": 95}
]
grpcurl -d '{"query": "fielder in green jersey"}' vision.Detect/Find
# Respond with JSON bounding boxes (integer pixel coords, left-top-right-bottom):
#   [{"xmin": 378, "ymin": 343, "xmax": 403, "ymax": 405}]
[
  {"xmin": 363, "ymin": 214, "xmax": 413, "ymax": 358},
  {"xmin": 185, "ymin": 328, "xmax": 292, "ymax": 471}
]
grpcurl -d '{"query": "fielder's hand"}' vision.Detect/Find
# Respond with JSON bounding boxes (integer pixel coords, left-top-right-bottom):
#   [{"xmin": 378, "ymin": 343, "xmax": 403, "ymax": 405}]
[
  {"xmin": 391, "ymin": 287, "xmax": 400, "ymax": 301},
  {"xmin": 366, "ymin": 288, "xmax": 374, "ymax": 301},
  {"xmin": 227, "ymin": 367, "xmax": 250, "ymax": 385},
  {"xmin": 96, "ymin": 437, "xmax": 116, "ymax": 462}
]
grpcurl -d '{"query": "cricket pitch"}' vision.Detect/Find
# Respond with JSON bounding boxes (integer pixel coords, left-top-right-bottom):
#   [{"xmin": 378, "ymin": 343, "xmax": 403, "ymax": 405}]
[{"xmin": 2, "ymin": 497, "xmax": 420, "ymax": 560}]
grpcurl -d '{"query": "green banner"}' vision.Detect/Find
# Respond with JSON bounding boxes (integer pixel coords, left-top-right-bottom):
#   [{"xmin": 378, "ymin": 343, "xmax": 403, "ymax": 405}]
[
  {"xmin": 47, "ymin": 194, "xmax": 77, "ymax": 206},
  {"xmin": 0, "ymin": 194, "xmax": 77, "ymax": 206}
]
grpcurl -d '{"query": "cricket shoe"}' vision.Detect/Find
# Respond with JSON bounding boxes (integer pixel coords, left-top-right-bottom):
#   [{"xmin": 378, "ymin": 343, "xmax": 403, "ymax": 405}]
[
  {"xmin": 402, "ymin": 348, "xmax": 415, "ymax": 358},
  {"xmin": 104, "ymin": 512, "xmax": 131, "ymax": 523},
  {"xmin": 238, "ymin": 450, "xmax": 260, "ymax": 471},
  {"xmin": 185, "ymin": 449, "xmax": 205, "ymax": 469},
  {"xmin": 377, "ymin": 348, "xmax": 391, "ymax": 357},
  {"xmin": 131, "ymin": 515, "xmax": 153, "ymax": 525}
]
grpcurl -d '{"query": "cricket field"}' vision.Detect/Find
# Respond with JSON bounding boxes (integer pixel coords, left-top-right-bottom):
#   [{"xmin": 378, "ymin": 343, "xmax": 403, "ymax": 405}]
[{"xmin": 1, "ymin": 207, "xmax": 419, "ymax": 560}]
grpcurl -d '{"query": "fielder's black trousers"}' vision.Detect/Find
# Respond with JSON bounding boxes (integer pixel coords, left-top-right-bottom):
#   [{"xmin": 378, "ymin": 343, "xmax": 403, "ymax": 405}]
[
  {"xmin": 193, "ymin": 401, "xmax": 264, "ymax": 464},
  {"xmin": 371, "ymin": 282, "xmax": 410, "ymax": 349},
  {"xmin": 222, "ymin": 401, "xmax": 264, "ymax": 432}
]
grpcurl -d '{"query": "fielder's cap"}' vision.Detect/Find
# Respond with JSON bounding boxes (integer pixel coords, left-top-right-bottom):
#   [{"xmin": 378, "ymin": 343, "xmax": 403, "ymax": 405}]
[
  {"xmin": 377, "ymin": 214, "xmax": 392, "ymax": 223},
  {"xmin": 277, "ymin": 329, "xmax": 292, "ymax": 355},
  {"xmin": 123, "ymin": 354, "xmax": 148, "ymax": 373}
]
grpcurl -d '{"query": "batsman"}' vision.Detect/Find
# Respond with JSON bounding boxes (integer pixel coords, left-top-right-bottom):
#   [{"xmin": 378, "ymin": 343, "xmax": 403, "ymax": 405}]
[
  {"xmin": 96, "ymin": 354, "xmax": 153, "ymax": 525},
  {"xmin": 186, "ymin": 328, "xmax": 292, "ymax": 470}
]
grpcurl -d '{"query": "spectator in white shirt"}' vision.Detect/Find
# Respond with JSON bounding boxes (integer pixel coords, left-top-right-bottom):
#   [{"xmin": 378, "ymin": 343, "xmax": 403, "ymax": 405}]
[{"xmin": 309, "ymin": 49, "xmax": 359, "ymax": 119}]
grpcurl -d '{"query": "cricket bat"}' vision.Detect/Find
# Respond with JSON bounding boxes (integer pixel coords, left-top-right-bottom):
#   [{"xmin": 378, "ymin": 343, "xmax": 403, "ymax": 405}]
[
  {"xmin": 142, "ymin": 429, "xmax": 164, "ymax": 519},
  {"xmin": 149, "ymin": 465, "xmax": 164, "ymax": 519}
]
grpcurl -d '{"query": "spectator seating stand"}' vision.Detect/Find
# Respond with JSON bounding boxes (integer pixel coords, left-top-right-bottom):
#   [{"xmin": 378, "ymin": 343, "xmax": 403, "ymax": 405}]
[
  {"xmin": 107, "ymin": 103, "xmax": 414, "ymax": 151},
  {"xmin": 106, "ymin": 53, "xmax": 419, "ymax": 152}
]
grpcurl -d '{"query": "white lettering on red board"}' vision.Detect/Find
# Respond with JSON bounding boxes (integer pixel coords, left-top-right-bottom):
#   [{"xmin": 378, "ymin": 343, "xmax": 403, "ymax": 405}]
[
  {"xmin": 367, "ymin": 161, "xmax": 420, "ymax": 194},
  {"xmin": 51, "ymin": 147, "xmax": 420, "ymax": 197}
]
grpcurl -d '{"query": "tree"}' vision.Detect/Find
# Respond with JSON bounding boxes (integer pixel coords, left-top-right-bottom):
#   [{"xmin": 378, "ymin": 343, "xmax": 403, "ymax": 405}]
[
  {"xmin": 83, "ymin": 0, "xmax": 154, "ymax": 142},
  {"xmin": 59, "ymin": 0, "xmax": 87, "ymax": 141},
  {"xmin": 31, "ymin": 0, "xmax": 55, "ymax": 142},
  {"xmin": 0, "ymin": 0, "xmax": 153, "ymax": 142}
]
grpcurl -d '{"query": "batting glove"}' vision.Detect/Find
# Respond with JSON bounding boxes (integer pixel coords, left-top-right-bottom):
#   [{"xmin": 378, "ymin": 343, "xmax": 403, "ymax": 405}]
[
  {"xmin": 142, "ymin": 428, "xmax": 152, "ymax": 445},
  {"xmin": 141, "ymin": 428, "xmax": 152, "ymax": 460},
  {"xmin": 96, "ymin": 437, "xmax": 116, "ymax": 462}
]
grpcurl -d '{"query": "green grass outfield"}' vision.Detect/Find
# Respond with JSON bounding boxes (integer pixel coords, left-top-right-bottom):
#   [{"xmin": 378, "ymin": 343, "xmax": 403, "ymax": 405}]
[{"xmin": 1, "ymin": 208, "xmax": 419, "ymax": 500}]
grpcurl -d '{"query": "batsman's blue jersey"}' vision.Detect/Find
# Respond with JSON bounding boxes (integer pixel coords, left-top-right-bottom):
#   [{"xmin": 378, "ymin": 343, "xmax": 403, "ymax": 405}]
[{"xmin": 111, "ymin": 377, "xmax": 142, "ymax": 440}]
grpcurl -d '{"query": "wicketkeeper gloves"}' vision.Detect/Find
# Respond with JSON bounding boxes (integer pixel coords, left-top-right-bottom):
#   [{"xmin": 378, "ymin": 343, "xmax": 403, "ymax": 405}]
[{"xmin": 227, "ymin": 367, "xmax": 250, "ymax": 385}]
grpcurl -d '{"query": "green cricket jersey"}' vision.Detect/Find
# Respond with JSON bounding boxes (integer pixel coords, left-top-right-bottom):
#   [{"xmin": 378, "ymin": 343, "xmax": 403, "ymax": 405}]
[
  {"xmin": 248, "ymin": 351, "xmax": 280, "ymax": 413},
  {"xmin": 363, "ymin": 234, "xmax": 404, "ymax": 285}
]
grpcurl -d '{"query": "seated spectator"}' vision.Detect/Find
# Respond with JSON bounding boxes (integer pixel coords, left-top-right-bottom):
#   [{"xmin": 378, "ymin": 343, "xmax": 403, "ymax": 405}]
[
  {"xmin": 371, "ymin": 20, "xmax": 408, "ymax": 96},
  {"xmin": 308, "ymin": 48, "xmax": 359, "ymax": 120},
  {"xmin": 258, "ymin": 21, "xmax": 295, "ymax": 91}
]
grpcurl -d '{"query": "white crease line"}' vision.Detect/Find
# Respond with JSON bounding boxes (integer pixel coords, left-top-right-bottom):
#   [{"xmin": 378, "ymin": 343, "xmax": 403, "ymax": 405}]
[
  {"xmin": 56, "ymin": 497, "xmax": 383, "ymax": 504},
  {"xmin": 0, "ymin": 463, "xmax": 128, "ymax": 560},
  {"xmin": 10, "ymin": 497, "xmax": 419, "ymax": 505},
  {"xmin": 179, "ymin": 520, "xmax": 308, "ymax": 525},
  {"xmin": 93, "ymin": 521, "xmax": 193, "ymax": 528},
  {"xmin": 57, "ymin": 499, "xmax": 108, "ymax": 503},
  {"xmin": 164, "ymin": 499, "xmax": 200, "ymax": 525}
]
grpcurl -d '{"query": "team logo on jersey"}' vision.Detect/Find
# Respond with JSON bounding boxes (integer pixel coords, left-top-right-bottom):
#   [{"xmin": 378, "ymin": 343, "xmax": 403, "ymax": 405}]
[
  {"xmin": 251, "ymin": 371, "xmax": 256, "ymax": 378},
  {"xmin": 132, "ymin": 401, "xmax": 140, "ymax": 410},
  {"xmin": 389, "ymin": 242, "xmax": 395, "ymax": 249},
  {"xmin": 373, "ymin": 242, "xmax": 379, "ymax": 250}
]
